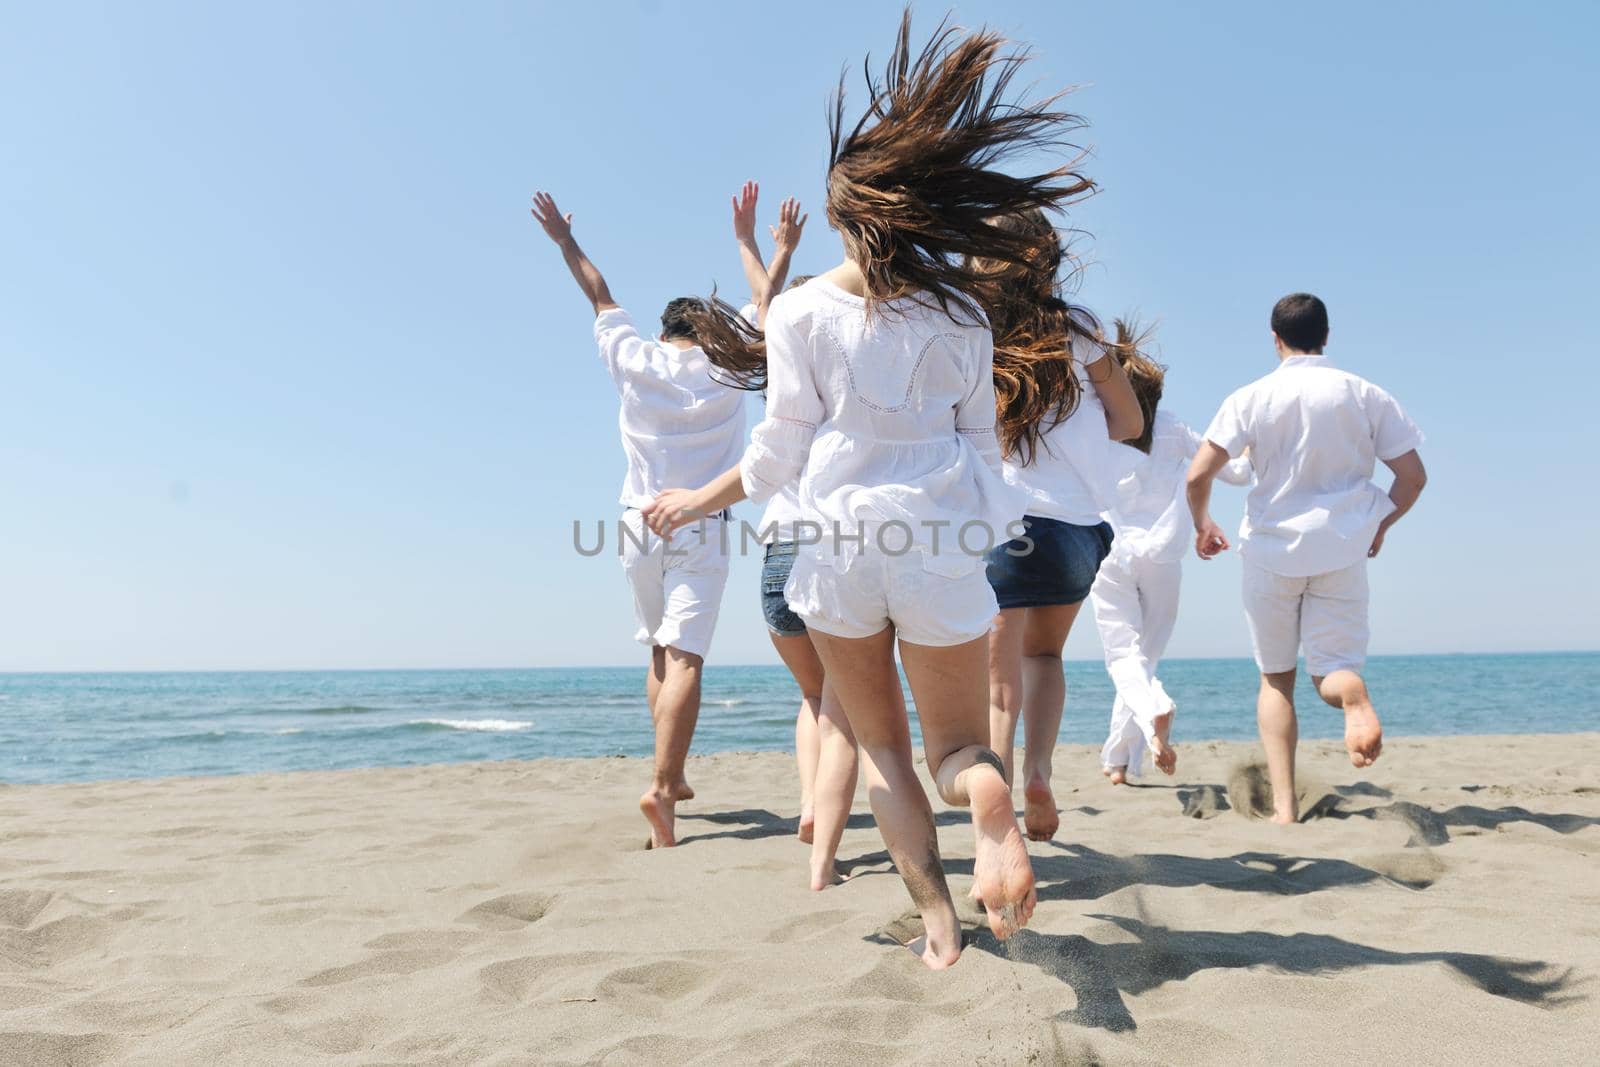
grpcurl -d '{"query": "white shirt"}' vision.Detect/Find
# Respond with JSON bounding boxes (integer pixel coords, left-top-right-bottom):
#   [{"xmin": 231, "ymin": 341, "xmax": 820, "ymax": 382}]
[
  {"xmin": 1106, "ymin": 411, "xmax": 1250, "ymax": 564},
  {"xmin": 594, "ymin": 307, "xmax": 745, "ymax": 509},
  {"xmin": 1204, "ymin": 355, "xmax": 1423, "ymax": 577},
  {"xmin": 740, "ymin": 278, "xmax": 1024, "ymax": 567},
  {"xmin": 1004, "ymin": 338, "xmax": 1143, "ymax": 526}
]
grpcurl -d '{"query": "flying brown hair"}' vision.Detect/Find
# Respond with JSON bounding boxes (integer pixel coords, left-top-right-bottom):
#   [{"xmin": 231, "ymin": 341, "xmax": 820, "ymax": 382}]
[
  {"xmin": 827, "ymin": 11, "xmax": 1094, "ymax": 321},
  {"xmin": 1113, "ymin": 322, "xmax": 1165, "ymax": 454},
  {"xmin": 688, "ymin": 9, "xmax": 1095, "ymax": 387}
]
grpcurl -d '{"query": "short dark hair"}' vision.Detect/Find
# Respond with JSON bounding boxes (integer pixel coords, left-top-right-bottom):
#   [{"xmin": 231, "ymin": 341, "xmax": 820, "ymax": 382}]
[
  {"xmin": 1270, "ymin": 293, "xmax": 1329, "ymax": 353},
  {"xmin": 660, "ymin": 297, "xmax": 704, "ymax": 342}
]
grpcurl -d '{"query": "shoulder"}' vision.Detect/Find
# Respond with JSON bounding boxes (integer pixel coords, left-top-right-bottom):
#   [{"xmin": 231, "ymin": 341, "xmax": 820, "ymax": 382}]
[{"xmin": 594, "ymin": 305, "xmax": 637, "ymax": 337}]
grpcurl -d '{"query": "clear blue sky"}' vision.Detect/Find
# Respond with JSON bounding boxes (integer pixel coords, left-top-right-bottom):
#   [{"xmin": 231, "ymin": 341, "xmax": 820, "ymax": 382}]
[{"xmin": 3, "ymin": 1, "xmax": 1596, "ymax": 671}]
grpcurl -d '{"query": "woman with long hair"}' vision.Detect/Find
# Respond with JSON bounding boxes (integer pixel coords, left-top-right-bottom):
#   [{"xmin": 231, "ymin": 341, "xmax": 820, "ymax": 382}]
[
  {"xmin": 976, "ymin": 208, "xmax": 1147, "ymax": 841},
  {"xmin": 646, "ymin": 12, "xmax": 1088, "ymax": 968}
]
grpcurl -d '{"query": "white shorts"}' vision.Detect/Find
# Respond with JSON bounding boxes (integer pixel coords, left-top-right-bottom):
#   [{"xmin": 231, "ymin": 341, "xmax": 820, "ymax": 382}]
[
  {"xmin": 784, "ymin": 546, "xmax": 996, "ymax": 648},
  {"xmin": 619, "ymin": 510, "xmax": 730, "ymax": 660},
  {"xmin": 1242, "ymin": 557, "xmax": 1369, "ymax": 676}
]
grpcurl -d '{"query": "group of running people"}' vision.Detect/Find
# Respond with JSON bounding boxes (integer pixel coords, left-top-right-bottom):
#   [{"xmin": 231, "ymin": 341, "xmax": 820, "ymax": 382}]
[{"xmin": 529, "ymin": 12, "xmax": 1426, "ymax": 970}]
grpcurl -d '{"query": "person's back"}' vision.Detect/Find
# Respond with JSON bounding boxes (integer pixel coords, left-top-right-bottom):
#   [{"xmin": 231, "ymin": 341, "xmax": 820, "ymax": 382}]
[
  {"xmin": 595, "ymin": 304, "xmax": 744, "ymax": 508},
  {"xmin": 1188, "ymin": 291, "xmax": 1427, "ymax": 825},
  {"xmin": 753, "ymin": 276, "xmax": 1017, "ymax": 565},
  {"xmin": 527, "ymin": 192, "xmax": 742, "ymax": 850},
  {"xmin": 1221, "ymin": 356, "xmax": 1415, "ymax": 576}
]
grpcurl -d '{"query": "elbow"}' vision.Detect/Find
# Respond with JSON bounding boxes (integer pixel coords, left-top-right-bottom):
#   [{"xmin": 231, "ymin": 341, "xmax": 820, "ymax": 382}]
[{"xmin": 1107, "ymin": 410, "xmax": 1144, "ymax": 443}]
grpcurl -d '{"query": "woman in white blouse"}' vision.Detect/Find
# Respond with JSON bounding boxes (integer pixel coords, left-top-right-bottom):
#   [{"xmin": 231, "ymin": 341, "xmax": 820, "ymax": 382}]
[{"xmin": 646, "ymin": 15, "xmax": 1088, "ymax": 970}]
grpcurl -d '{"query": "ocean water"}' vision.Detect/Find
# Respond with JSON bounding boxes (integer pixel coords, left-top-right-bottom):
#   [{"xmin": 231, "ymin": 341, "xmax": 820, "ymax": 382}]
[{"xmin": 0, "ymin": 653, "xmax": 1594, "ymax": 785}]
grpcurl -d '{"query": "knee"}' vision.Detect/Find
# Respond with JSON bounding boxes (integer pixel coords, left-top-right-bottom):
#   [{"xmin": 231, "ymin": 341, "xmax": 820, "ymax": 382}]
[
  {"xmin": 664, "ymin": 648, "xmax": 704, "ymax": 680},
  {"xmin": 1023, "ymin": 647, "xmax": 1064, "ymax": 663}
]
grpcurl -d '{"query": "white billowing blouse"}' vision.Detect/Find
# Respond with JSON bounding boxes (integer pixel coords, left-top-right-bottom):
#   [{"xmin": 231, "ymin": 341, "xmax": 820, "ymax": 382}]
[{"xmin": 739, "ymin": 278, "xmax": 1024, "ymax": 570}]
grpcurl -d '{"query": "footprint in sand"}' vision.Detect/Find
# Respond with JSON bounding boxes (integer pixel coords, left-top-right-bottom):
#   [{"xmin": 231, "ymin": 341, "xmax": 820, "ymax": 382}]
[
  {"xmin": 1357, "ymin": 848, "xmax": 1448, "ymax": 889},
  {"xmin": 594, "ymin": 959, "xmax": 712, "ymax": 1004},
  {"xmin": 0, "ymin": 914, "xmax": 111, "ymax": 969},
  {"xmin": 456, "ymin": 892, "xmax": 554, "ymax": 931},
  {"xmin": 1177, "ymin": 785, "xmax": 1231, "ymax": 819},
  {"xmin": 0, "ymin": 890, "xmax": 54, "ymax": 929},
  {"xmin": 761, "ymin": 908, "xmax": 855, "ymax": 945},
  {"xmin": 0, "ymin": 1031, "xmax": 120, "ymax": 1066},
  {"xmin": 298, "ymin": 947, "xmax": 458, "ymax": 987}
]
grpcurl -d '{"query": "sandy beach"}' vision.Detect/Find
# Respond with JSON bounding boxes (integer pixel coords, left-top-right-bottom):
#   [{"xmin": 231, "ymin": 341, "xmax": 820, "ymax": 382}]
[{"xmin": 2, "ymin": 733, "xmax": 1596, "ymax": 1065}]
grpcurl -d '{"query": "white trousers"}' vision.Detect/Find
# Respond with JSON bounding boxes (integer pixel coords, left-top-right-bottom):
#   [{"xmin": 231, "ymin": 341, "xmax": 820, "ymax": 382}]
[{"xmin": 1089, "ymin": 552, "xmax": 1181, "ymax": 776}]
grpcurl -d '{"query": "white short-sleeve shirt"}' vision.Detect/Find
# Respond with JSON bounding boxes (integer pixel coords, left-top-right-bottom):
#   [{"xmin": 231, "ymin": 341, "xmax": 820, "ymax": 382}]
[
  {"xmin": 739, "ymin": 278, "xmax": 1025, "ymax": 566},
  {"xmin": 593, "ymin": 307, "xmax": 745, "ymax": 509},
  {"xmin": 1204, "ymin": 355, "xmax": 1423, "ymax": 577}
]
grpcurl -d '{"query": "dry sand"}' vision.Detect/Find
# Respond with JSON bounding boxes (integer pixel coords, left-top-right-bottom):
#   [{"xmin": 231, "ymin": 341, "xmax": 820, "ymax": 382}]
[{"xmin": 2, "ymin": 733, "xmax": 1597, "ymax": 1065}]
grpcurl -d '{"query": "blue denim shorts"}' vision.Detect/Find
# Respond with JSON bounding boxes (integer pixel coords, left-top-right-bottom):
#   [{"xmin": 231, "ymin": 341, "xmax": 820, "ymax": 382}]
[
  {"xmin": 985, "ymin": 515, "xmax": 1114, "ymax": 609},
  {"xmin": 761, "ymin": 541, "xmax": 807, "ymax": 637}
]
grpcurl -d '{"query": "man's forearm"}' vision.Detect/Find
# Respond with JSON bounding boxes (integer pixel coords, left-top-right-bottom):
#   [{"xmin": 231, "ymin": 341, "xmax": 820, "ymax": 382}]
[{"xmin": 1186, "ymin": 476, "xmax": 1215, "ymax": 531}]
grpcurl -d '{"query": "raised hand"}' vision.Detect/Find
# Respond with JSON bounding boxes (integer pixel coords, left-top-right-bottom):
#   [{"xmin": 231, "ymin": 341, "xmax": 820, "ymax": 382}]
[
  {"xmin": 732, "ymin": 181, "xmax": 759, "ymax": 244},
  {"xmin": 530, "ymin": 191, "xmax": 573, "ymax": 243},
  {"xmin": 770, "ymin": 197, "xmax": 808, "ymax": 252}
]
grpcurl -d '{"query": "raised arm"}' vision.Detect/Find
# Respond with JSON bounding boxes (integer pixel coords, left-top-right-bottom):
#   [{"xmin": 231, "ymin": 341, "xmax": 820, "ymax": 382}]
[
  {"xmin": 732, "ymin": 181, "xmax": 769, "ymax": 311},
  {"xmin": 1186, "ymin": 442, "xmax": 1233, "ymax": 560},
  {"xmin": 759, "ymin": 198, "xmax": 808, "ymax": 325},
  {"xmin": 530, "ymin": 191, "xmax": 617, "ymax": 316},
  {"xmin": 1367, "ymin": 450, "xmax": 1427, "ymax": 558}
]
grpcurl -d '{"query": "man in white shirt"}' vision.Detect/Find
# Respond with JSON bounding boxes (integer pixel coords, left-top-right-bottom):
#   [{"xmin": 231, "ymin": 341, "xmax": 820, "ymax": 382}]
[
  {"xmin": 1186, "ymin": 293, "xmax": 1427, "ymax": 824},
  {"xmin": 530, "ymin": 192, "xmax": 744, "ymax": 848}
]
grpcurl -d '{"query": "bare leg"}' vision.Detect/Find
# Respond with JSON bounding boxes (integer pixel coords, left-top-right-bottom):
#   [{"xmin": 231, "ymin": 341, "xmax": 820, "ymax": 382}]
[
  {"xmin": 901, "ymin": 635, "xmax": 1037, "ymax": 943},
  {"xmin": 638, "ymin": 646, "xmax": 702, "ymax": 848},
  {"xmin": 1313, "ymin": 670, "xmax": 1383, "ymax": 768},
  {"xmin": 1018, "ymin": 603, "xmax": 1081, "ymax": 841},
  {"xmin": 1257, "ymin": 670, "xmax": 1299, "ymax": 824},
  {"xmin": 772, "ymin": 632, "xmax": 825, "ymax": 841},
  {"xmin": 645, "ymin": 648, "xmax": 693, "ymax": 801},
  {"xmin": 809, "ymin": 681, "xmax": 860, "ymax": 889},
  {"xmin": 811, "ymin": 627, "xmax": 962, "ymax": 969},
  {"xmin": 986, "ymin": 608, "xmax": 1025, "ymax": 784}
]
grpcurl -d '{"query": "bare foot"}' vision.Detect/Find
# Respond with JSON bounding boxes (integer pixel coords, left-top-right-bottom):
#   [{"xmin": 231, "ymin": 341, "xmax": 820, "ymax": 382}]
[
  {"xmin": 907, "ymin": 904, "xmax": 963, "ymax": 970},
  {"xmin": 808, "ymin": 859, "xmax": 849, "ymax": 891},
  {"xmin": 1344, "ymin": 701, "xmax": 1383, "ymax": 768},
  {"xmin": 797, "ymin": 804, "xmax": 815, "ymax": 844},
  {"xmin": 1022, "ymin": 774, "xmax": 1059, "ymax": 841},
  {"xmin": 673, "ymin": 780, "xmax": 695, "ymax": 802},
  {"xmin": 638, "ymin": 788, "xmax": 676, "ymax": 848},
  {"xmin": 1269, "ymin": 808, "xmax": 1298, "ymax": 825},
  {"xmin": 1151, "ymin": 709, "xmax": 1177, "ymax": 775},
  {"xmin": 1106, "ymin": 766, "xmax": 1127, "ymax": 786},
  {"xmin": 969, "ymin": 774, "xmax": 1037, "ymax": 940}
]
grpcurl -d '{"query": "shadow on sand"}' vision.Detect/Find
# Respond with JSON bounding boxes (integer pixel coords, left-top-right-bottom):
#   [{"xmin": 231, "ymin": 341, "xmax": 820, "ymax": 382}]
[{"xmin": 966, "ymin": 913, "xmax": 1583, "ymax": 1032}]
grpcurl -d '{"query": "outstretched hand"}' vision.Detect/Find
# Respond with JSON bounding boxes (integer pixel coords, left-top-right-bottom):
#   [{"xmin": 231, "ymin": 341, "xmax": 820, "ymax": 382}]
[
  {"xmin": 530, "ymin": 192, "xmax": 573, "ymax": 243},
  {"xmin": 1195, "ymin": 518, "xmax": 1230, "ymax": 560},
  {"xmin": 732, "ymin": 181, "xmax": 759, "ymax": 244},
  {"xmin": 771, "ymin": 197, "xmax": 808, "ymax": 252}
]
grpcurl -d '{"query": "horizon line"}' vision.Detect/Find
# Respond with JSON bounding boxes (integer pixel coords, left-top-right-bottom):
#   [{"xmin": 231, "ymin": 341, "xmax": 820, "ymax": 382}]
[{"xmin": 1, "ymin": 648, "xmax": 1595, "ymax": 677}]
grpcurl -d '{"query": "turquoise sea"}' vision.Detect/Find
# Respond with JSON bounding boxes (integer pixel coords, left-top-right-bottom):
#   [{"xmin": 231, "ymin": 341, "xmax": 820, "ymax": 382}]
[{"xmin": 1, "ymin": 653, "xmax": 1594, "ymax": 785}]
